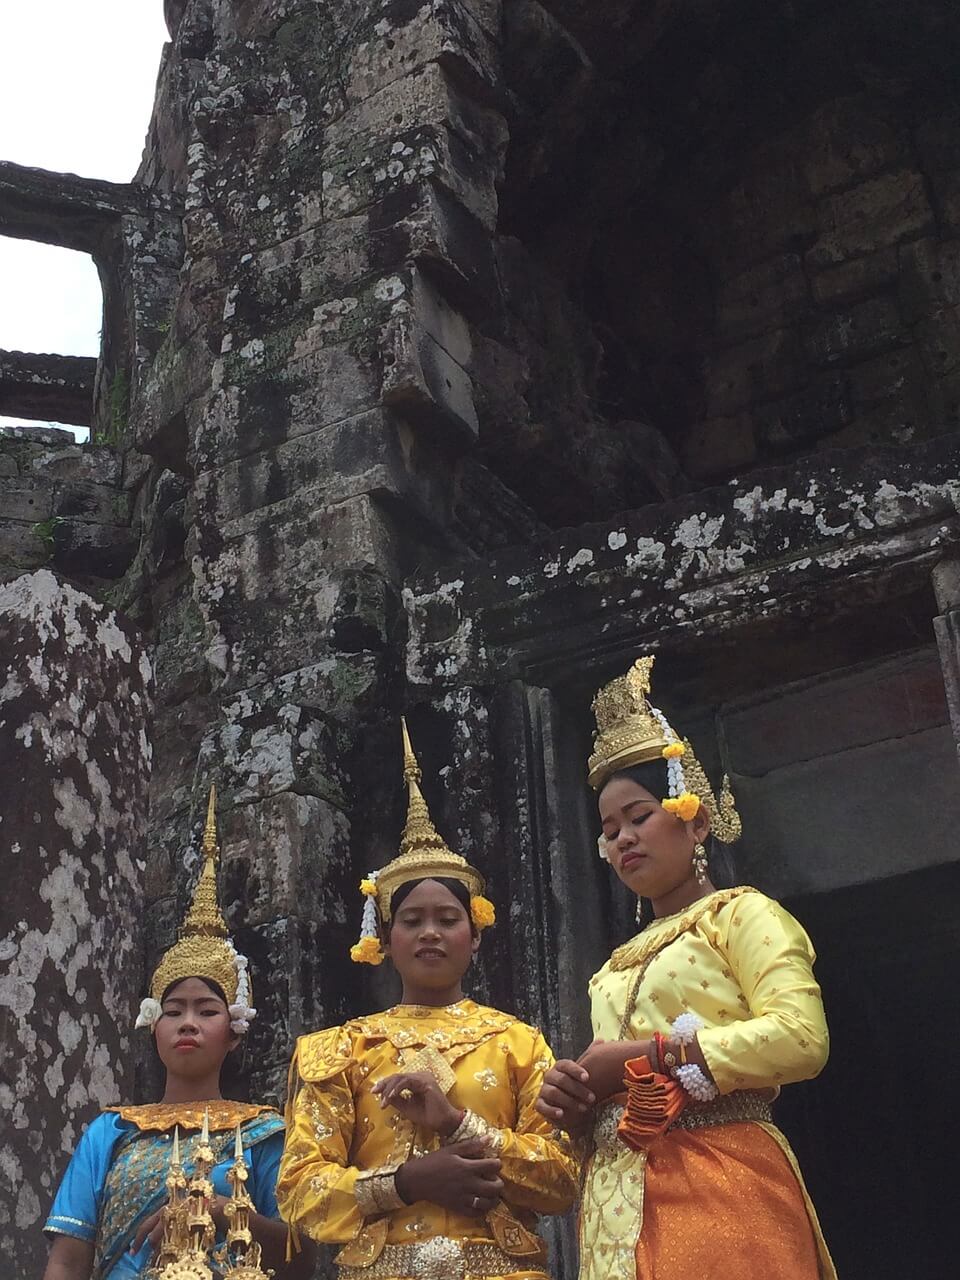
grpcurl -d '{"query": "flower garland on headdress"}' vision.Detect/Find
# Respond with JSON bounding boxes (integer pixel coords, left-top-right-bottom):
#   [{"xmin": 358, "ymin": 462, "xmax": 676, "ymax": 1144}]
[
  {"xmin": 588, "ymin": 655, "xmax": 742, "ymax": 842},
  {"xmin": 350, "ymin": 719, "xmax": 496, "ymax": 964},
  {"xmin": 135, "ymin": 786, "xmax": 257, "ymax": 1034}
]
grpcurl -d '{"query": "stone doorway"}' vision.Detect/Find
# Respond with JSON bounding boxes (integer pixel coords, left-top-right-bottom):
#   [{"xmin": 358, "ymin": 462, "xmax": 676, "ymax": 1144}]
[{"xmin": 779, "ymin": 861, "xmax": 958, "ymax": 1277}]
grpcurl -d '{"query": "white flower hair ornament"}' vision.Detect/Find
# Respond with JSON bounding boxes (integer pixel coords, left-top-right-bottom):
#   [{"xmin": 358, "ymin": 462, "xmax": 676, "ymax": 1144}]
[
  {"xmin": 135, "ymin": 997, "xmax": 162, "ymax": 1029},
  {"xmin": 225, "ymin": 940, "xmax": 257, "ymax": 1034}
]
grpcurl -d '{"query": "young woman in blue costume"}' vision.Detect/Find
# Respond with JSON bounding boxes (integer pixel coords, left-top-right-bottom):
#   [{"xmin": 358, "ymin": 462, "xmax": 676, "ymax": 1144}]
[{"xmin": 41, "ymin": 789, "xmax": 312, "ymax": 1280}]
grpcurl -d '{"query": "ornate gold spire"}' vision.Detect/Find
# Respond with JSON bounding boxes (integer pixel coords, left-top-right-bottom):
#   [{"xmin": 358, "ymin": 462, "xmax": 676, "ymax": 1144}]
[
  {"xmin": 180, "ymin": 785, "xmax": 228, "ymax": 940},
  {"xmin": 148, "ymin": 785, "xmax": 241, "ymax": 1004},
  {"xmin": 587, "ymin": 655, "xmax": 742, "ymax": 843},
  {"xmin": 374, "ymin": 719, "xmax": 484, "ymax": 921},
  {"xmin": 398, "ymin": 719, "xmax": 454, "ymax": 860},
  {"xmin": 588, "ymin": 656, "xmax": 671, "ymax": 787}
]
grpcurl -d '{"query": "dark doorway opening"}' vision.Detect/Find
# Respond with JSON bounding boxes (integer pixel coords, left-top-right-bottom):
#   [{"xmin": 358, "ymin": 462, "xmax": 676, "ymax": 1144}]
[{"xmin": 777, "ymin": 861, "xmax": 958, "ymax": 1278}]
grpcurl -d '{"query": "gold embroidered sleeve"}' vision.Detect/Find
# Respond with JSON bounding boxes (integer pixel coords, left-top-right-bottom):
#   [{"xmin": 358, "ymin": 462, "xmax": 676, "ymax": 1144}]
[
  {"xmin": 276, "ymin": 1038, "xmax": 365, "ymax": 1243},
  {"xmin": 698, "ymin": 894, "xmax": 830, "ymax": 1093},
  {"xmin": 494, "ymin": 1029, "xmax": 579, "ymax": 1215}
]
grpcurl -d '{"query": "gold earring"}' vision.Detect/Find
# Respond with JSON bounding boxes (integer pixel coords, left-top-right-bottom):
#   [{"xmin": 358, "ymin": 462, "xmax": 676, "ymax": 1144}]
[{"xmin": 693, "ymin": 842, "xmax": 709, "ymax": 886}]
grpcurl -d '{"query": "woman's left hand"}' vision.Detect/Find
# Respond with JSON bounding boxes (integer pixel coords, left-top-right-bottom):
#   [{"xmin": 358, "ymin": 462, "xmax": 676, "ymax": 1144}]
[
  {"xmin": 374, "ymin": 1070, "xmax": 462, "ymax": 1136},
  {"xmin": 577, "ymin": 1039, "xmax": 649, "ymax": 1101}
]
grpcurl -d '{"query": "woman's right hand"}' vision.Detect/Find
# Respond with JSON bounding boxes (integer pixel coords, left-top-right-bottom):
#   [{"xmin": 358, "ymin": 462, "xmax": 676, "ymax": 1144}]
[
  {"xmin": 535, "ymin": 1059, "xmax": 596, "ymax": 1135},
  {"xmin": 395, "ymin": 1139, "xmax": 503, "ymax": 1216}
]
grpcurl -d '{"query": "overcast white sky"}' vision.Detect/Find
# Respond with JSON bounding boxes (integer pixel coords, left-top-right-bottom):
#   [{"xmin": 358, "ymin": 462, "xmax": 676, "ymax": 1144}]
[{"xmin": 0, "ymin": 3, "xmax": 169, "ymax": 434}]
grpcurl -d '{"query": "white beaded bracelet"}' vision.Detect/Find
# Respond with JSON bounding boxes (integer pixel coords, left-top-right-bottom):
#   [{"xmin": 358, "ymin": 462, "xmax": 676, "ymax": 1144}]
[
  {"xmin": 674, "ymin": 1063, "xmax": 719, "ymax": 1102},
  {"xmin": 670, "ymin": 1012, "xmax": 704, "ymax": 1044}
]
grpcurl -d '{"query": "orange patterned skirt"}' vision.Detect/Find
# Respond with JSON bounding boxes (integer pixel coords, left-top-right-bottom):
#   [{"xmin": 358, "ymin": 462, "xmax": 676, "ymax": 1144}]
[{"xmin": 634, "ymin": 1122, "xmax": 835, "ymax": 1279}]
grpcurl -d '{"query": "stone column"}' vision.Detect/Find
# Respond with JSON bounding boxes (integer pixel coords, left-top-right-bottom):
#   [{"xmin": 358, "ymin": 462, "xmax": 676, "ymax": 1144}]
[
  {"xmin": 0, "ymin": 570, "xmax": 152, "ymax": 1277},
  {"xmin": 933, "ymin": 557, "xmax": 960, "ymax": 769}
]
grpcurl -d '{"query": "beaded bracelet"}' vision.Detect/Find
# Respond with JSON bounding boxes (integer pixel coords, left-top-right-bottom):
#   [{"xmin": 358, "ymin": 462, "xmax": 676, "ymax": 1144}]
[{"xmin": 673, "ymin": 1063, "xmax": 719, "ymax": 1103}]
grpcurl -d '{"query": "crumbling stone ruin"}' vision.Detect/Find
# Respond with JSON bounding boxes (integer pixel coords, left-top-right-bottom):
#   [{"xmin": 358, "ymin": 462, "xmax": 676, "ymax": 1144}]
[{"xmin": 2, "ymin": 2, "xmax": 958, "ymax": 1275}]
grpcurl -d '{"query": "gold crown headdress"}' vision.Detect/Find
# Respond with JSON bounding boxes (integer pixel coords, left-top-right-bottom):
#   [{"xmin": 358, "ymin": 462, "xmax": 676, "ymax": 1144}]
[
  {"xmin": 588, "ymin": 655, "xmax": 742, "ymax": 843},
  {"xmin": 350, "ymin": 720, "xmax": 496, "ymax": 964},
  {"xmin": 135, "ymin": 787, "xmax": 257, "ymax": 1033}
]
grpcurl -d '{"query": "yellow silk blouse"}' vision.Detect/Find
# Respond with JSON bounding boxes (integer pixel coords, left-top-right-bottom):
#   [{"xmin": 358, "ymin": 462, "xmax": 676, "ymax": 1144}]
[
  {"xmin": 277, "ymin": 999, "xmax": 578, "ymax": 1278},
  {"xmin": 589, "ymin": 886, "xmax": 829, "ymax": 1093},
  {"xmin": 580, "ymin": 887, "xmax": 834, "ymax": 1280}
]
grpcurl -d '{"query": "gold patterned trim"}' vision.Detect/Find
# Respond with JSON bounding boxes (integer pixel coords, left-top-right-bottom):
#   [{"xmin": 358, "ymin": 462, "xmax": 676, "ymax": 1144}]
[
  {"xmin": 592, "ymin": 1090, "xmax": 773, "ymax": 1159},
  {"xmin": 352, "ymin": 1001, "xmax": 517, "ymax": 1051},
  {"xmin": 355, "ymin": 1166, "xmax": 406, "ymax": 1216},
  {"xmin": 45, "ymin": 1213, "xmax": 97, "ymax": 1235},
  {"xmin": 609, "ymin": 886, "xmax": 758, "ymax": 971},
  {"xmin": 296, "ymin": 1027, "xmax": 355, "ymax": 1082},
  {"xmin": 103, "ymin": 1101, "xmax": 278, "ymax": 1132},
  {"xmin": 337, "ymin": 1237, "xmax": 547, "ymax": 1279},
  {"xmin": 443, "ymin": 1108, "xmax": 503, "ymax": 1153},
  {"xmin": 399, "ymin": 1044, "xmax": 457, "ymax": 1094}
]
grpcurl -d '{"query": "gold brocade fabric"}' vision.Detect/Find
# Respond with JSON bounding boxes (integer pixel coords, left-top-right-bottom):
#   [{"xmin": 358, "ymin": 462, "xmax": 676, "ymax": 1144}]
[
  {"xmin": 104, "ymin": 1101, "xmax": 276, "ymax": 1132},
  {"xmin": 277, "ymin": 999, "xmax": 578, "ymax": 1279},
  {"xmin": 579, "ymin": 888, "xmax": 836, "ymax": 1280},
  {"xmin": 632, "ymin": 1124, "xmax": 834, "ymax": 1279}
]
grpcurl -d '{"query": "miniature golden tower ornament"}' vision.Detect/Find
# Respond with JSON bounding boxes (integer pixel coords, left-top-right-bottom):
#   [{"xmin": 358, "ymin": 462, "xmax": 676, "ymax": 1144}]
[
  {"xmin": 149, "ymin": 1127, "xmax": 189, "ymax": 1275},
  {"xmin": 218, "ymin": 1124, "xmax": 273, "ymax": 1279}
]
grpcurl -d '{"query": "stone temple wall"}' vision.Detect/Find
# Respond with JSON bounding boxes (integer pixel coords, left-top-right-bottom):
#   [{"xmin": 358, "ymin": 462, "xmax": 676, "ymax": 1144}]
[
  {"xmin": 491, "ymin": 0, "xmax": 960, "ymax": 493},
  {"xmin": 1, "ymin": 1, "xmax": 959, "ymax": 1275},
  {"xmin": 0, "ymin": 571, "xmax": 151, "ymax": 1279}
]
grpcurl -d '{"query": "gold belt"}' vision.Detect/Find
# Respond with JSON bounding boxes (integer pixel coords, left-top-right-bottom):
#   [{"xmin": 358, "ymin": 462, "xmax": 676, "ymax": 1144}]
[
  {"xmin": 593, "ymin": 1089, "xmax": 773, "ymax": 1158},
  {"xmin": 337, "ymin": 1237, "xmax": 548, "ymax": 1280}
]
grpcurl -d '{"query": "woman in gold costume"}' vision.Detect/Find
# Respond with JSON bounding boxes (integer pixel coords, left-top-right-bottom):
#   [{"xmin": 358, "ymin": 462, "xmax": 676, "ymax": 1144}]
[
  {"xmin": 42, "ymin": 789, "xmax": 311, "ymax": 1280},
  {"xmin": 537, "ymin": 657, "xmax": 837, "ymax": 1280},
  {"xmin": 277, "ymin": 721, "xmax": 578, "ymax": 1280}
]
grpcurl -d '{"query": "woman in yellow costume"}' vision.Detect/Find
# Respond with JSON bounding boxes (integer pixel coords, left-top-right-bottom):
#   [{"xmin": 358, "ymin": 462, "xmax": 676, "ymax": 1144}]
[
  {"xmin": 277, "ymin": 721, "xmax": 579, "ymax": 1280},
  {"xmin": 42, "ymin": 788, "xmax": 312, "ymax": 1280},
  {"xmin": 537, "ymin": 657, "xmax": 836, "ymax": 1280}
]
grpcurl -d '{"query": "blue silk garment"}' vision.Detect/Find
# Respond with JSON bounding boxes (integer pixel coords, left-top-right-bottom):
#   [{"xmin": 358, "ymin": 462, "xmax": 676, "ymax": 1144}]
[{"xmin": 45, "ymin": 1107, "xmax": 284, "ymax": 1278}]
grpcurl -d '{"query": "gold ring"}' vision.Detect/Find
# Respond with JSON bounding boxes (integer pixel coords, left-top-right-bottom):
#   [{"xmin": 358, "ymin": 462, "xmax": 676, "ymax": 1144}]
[{"xmin": 399, "ymin": 1088, "xmax": 413, "ymax": 1100}]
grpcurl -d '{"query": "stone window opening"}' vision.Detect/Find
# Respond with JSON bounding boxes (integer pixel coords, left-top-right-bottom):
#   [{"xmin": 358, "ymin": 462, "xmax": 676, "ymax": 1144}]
[{"xmin": 0, "ymin": 237, "xmax": 102, "ymax": 443}]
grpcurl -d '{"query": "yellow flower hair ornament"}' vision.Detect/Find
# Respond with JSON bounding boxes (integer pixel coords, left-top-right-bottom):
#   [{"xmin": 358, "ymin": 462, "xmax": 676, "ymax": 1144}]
[
  {"xmin": 350, "ymin": 936, "xmax": 384, "ymax": 965},
  {"xmin": 470, "ymin": 895, "xmax": 496, "ymax": 930},
  {"xmin": 351, "ymin": 868, "xmax": 384, "ymax": 964},
  {"xmin": 662, "ymin": 793, "xmax": 701, "ymax": 822},
  {"xmin": 662, "ymin": 742, "xmax": 685, "ymax": 760}
]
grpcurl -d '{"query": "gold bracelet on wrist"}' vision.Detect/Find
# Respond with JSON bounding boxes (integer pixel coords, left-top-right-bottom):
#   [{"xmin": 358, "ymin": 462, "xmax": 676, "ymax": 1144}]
[
  {"xmin": 443, "ymin": 1108, "xmax": 504, "ymax": 1153},
  {"xmin": 355, "ymin": 1165, "xmax": 406, "ymax": 1216}
]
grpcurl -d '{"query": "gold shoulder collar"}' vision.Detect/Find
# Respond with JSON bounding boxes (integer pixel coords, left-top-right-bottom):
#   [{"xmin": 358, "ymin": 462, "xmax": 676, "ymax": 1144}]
[
  {"xmin": 296, "ymin": 1026, "xmax": 355, "ymax": 1082},
  {"xmin": 609, "ymin": 886, "xmax": 759, "ymax": 971},
  {"xmin": 352, "ymin": 999, "xmax": 517, "ymax": 1052},
  {"xmin": 104, "ymin": 1101, "xmax": 278, "ymax": 1132}
]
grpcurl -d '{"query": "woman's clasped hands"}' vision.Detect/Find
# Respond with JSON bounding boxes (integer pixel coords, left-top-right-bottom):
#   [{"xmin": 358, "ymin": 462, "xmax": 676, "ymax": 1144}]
[{"xmin": 374, "ymin": 1069, "xmax": 504, "ymax": 1217}]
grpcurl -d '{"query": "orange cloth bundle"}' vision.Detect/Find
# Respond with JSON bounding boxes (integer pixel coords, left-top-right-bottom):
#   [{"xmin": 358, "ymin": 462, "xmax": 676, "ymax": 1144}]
[{"xmin": 616, "ymin": 1056, "xmax": 687, "ymax": 1152}]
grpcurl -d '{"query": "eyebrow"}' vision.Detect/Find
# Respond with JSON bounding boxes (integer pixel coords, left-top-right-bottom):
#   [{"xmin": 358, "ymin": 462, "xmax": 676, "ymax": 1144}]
[
  {"xmin": 601, "ymin": 799, "xmax": 656, "ymax": 824},
  {"xmin": 162, "ymin": 996, "xmax": 222, "ymax": 1007}
]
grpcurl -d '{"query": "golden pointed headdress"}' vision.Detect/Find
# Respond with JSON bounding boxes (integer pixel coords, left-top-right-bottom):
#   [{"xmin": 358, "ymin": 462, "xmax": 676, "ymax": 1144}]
[
  {"xmin": 588, "ymin": 655, "xmax": 742, "ymax": 843},
  {"xmin": 350, "ymin": 720, "xmax": 494, "ymax": 964},
  {"xmin": 138, "ymin": 787, "xmax": 257, "ymax": 1029}
]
